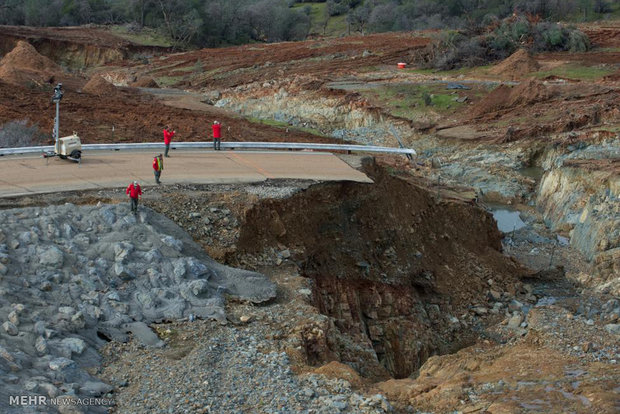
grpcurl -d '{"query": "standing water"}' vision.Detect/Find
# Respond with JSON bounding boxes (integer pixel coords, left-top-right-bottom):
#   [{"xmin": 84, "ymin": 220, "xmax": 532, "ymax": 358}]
[{"xmin": 491, "ymin": 209, "xmax": 526, "ymax": 233}]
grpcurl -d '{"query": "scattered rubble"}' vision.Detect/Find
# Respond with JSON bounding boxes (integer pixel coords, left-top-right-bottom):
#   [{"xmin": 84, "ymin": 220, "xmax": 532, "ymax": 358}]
[{"xmin": 0, "ymin": 203, "xmax": 274, "ymax": 413}]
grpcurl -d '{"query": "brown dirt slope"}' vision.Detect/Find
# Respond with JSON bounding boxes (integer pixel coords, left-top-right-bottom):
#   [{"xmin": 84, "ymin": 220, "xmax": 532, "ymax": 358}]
[
  {"xmin": 131, "ymin": 77, "xmax": 159, "ymax": 88},
  {"xmin": 235, "ymin": 161, "xmax": 524, "ymax": 379},
  {"xmin": 145, "ymin": 32, "xmax": 430, "ymax": 90},
  {"xmin": 0, "ymin": 80, "xmax": 345, "ymax": 145},
  {"xmin": 0, "ymin": 40, "xmax": 63, "ymax": 86},
  {"xmin": 82, "ymin": 74, "xmax": 118, "ymax": 95},
  {"xmin": 471, "ymin": 78, "xmax": 552, "ymax": 118},
  {"xmin": 489, "ymin": 48, "xmax": 540, "ymax": 79},
  {"xmin": 581, "ymin": 24, "xmax": 620, "ymax": 48},
  {"xmin": 0, "ymin": 25, "xmax": 172, "ymax": 68}
]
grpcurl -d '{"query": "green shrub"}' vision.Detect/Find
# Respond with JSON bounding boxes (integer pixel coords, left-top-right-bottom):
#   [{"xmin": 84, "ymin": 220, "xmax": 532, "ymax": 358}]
[
  {"xmin": 568, "ymin": 30, "xmax": 591, "ymax": 52},
  {"xmin": 423, "ymin": 16, "xmax": 590, "ymax": 70}
]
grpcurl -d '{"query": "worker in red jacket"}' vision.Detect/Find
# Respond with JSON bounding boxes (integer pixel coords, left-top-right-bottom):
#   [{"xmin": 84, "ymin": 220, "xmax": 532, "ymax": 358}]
[
  {"xmin": 126, "ymin": 180, "xmax": 142, "ymax": 215},
  {"xmin": 153, "ymin": 154, "xmax": 163, "ymax": 184},
  {"xmin": 212, "ymin": 120, "xmax": 221, "ymax": 150},
  {"xmin": 163, "ymin": 126, "xmax": 175, "ymax": 157}
]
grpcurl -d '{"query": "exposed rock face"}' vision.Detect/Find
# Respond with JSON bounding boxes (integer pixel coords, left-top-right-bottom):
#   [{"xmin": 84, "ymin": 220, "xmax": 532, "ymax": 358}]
[
  {"xmin": 213, "ymin": 76, "xmax": 398, "ymax": 146},
  {"xmin": 236, "ymin": 162, "xmax": 523, "ymax": 378},
  {"xmin": 0, "ymin": 203, "xmax": 275, "ymax": 412},
  {"xmin": 537, "ymin": 139, "xmax": 619, "ymax": 293}
]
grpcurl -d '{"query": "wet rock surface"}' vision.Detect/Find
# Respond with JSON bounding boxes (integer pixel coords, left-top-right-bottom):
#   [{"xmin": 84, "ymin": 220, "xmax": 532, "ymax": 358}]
[{"xmin": 537, "ymin": 137, "xmax": 620, "ymax": 294}]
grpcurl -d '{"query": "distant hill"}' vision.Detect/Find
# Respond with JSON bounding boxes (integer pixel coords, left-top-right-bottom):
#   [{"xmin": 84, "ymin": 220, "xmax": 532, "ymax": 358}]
[{"xmin": 0, "ymin": 0, "xmax": 617, "ymax": 49}]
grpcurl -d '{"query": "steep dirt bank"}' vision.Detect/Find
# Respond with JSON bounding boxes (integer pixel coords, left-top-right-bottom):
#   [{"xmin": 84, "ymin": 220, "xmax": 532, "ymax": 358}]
[
  {"xmin": 233, "ymin": 160, "xmax": 524, "ymax": 378},
  {"xmin": 0, "ymin": 79, "xmax": 345, "ymax": 145},
  {"xmin": 1, "ymin": 173, "xmax": 616, "ymax": 413},
  {"xmin": 0, "ymin": 25, "xmax": 170, "ymax": 69},
  {"xmin": 141, "ymin": 32, "xmax": 430, "ymax": 90}
]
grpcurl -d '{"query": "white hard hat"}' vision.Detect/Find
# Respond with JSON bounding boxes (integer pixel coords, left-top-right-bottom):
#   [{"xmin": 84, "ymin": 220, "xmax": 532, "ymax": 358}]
[{"xmin": 133, "ymin": 180, "xmax": 138, "ymax": 185}]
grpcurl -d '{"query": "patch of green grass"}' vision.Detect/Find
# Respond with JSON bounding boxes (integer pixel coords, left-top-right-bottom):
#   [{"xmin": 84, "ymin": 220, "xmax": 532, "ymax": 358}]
[
  {"xmin": 293, "ymin": 2, "xmax": 348, "ymax": 37},
  {"xmin": 325, "ymin": 14, "xmax": 349, "ymax": 36},
  {"xmin": 293, "ymin": 2, "xmax": 326, "ymax": 35},
  {"xmin": 154, "ymin": 75, "xmax": 185, "ymax": 87},
  {"xmin": 407, "ymin": 65, "xmax": 492, "ymax": 77},
  {"xmin": 596, "ymin": 47, "xmax": 620, "ymax": 53},
  {"xmin": 362, "ymin": 84, "xmax": 466, "ymax": 119},
  {"xmin": 595, "ymin": 125, "xmax": 620, "ymax": 133},
  {"xmin": 170, "ymin": 66, "xmax": 195, "ymax": 73},
  {"xmin": 109, "ymin": 25, "xmax": 173, "ymax": 47},
  {"xmin": 532, "ymin": 64, "xmax": 616, "ymax": 80}
]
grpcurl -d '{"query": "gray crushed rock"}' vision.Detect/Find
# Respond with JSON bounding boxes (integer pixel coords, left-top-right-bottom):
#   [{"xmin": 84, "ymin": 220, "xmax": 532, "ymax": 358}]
[
  {"xmin": 0, "ymin": 203, "xmax": 275, "ymax": 413},
  {"xmin": 102, "ymin": 323, "xmax": 392, "ymax": 414}
]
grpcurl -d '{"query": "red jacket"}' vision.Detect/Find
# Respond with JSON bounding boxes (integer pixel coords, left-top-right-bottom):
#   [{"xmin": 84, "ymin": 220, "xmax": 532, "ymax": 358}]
[
  {"xmin": 212, "ymin": 123, "xmax": 221, "ymax": 139},
  {"xmin": 126, "ymin": 183, "xmax": 142, "ymax": 198},
  {"xmin": 163, "ymin": 129, "xmax": 175, "ymax": 145},
  {"xmin": 153, "ymin": 157, "xmax": 163, "ymax": 171}
]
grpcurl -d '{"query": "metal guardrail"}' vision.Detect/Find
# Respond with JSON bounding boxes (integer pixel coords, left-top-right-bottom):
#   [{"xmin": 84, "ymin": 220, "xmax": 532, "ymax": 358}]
[{"xmin": 0, "ymin": 142, "xmax": 416, "ymax": 156}]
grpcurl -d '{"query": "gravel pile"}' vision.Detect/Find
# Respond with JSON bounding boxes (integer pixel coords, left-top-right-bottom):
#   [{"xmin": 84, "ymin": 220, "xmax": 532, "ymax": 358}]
[
  {"xmin": 102, "ymin": 320, "xmax": 392, "ymax": 414},
  {"xmin": 0, "ymin": 203, "xmax": 275, "ymax": 413}
]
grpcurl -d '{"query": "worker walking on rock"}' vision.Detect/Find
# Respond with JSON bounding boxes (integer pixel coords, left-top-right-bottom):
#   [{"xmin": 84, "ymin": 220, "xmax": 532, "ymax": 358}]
[
  {"xmin": 153, "ymin": 154, "xmax": 163, "ymax": 184},
  {"xmin": 126, "ymin": 180, "xmax": 142, "ymax": 215},
  {"xmin": 163, "ymin": 126, "xmax": 175, "ymax": 157},
  {"xmin": 212, "ymin": 120, "xmax": 221, "ymax": 151}
]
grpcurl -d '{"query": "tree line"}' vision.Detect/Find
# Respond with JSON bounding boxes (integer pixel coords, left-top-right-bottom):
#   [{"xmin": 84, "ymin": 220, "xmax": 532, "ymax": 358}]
[
  {"xmin": 319, "ymin": 0, "xmax": 617, "ymax": 35},
  {"xmin": 0, "ymin": 0, "xmax": 616, "ymax": 48}
]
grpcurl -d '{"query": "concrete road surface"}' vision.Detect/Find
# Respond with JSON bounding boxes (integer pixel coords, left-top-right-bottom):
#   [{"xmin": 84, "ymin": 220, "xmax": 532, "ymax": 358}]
[{"xmin": 0, "ymin": 150, "xmax": 372, "ymax": 197}]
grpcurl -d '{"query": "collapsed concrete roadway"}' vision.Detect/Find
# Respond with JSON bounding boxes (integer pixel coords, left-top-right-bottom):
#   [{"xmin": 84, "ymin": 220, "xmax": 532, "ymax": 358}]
[{"xmin": 0, "ymin": 150, "xmax": 372, "ymax": 197}]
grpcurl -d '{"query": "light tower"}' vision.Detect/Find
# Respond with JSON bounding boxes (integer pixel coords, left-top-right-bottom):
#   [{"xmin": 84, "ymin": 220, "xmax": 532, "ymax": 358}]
[{"xmin": 51, "ymin": 83, "xmax": 63, "ymax": 143}]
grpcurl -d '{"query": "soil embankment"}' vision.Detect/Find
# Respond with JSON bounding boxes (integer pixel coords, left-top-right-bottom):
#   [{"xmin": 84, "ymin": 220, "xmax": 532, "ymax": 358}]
[
  {"xmin": 0, "ymin": 40, "xmax": 68, "ymax": 88},
  {"xmin": 489, "ymin": 48, "xmax": 540, "ymax": 80},
  {"xmin": 0, "ymin": 25, "xmax": 171, "ymax": 69},
  {"xmin": 235, "ymin": 161, "xmax": 524, "ymax": 378}
]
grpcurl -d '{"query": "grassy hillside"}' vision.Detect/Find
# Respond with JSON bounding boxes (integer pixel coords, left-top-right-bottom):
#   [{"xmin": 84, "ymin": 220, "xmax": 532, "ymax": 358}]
[
  {"xmin": 292, "ymin": 2, "xmax": 348, "ymax": 37},
  {"xmin": 108, "ymin": 26, "xmax": 174, "ymax": 47}
]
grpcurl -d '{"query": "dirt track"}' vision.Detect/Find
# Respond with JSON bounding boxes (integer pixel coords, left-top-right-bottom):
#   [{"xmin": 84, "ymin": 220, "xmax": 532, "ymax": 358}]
[{"xmin": 0, "ymin": 150, "xmax": 371, "ymax": 197}]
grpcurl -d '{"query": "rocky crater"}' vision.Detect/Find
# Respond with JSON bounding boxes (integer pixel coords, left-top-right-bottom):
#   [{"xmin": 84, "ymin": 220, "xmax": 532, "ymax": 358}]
[{"xmin": 234, "ymin": 161, "xmax": 524, "ymax": 379}]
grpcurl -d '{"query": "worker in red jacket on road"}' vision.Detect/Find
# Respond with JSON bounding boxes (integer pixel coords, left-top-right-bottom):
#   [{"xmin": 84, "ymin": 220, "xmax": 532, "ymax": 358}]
[
  {"xmin": 163, "ymin": 126, "xmax": 175, "ymax": 157},
  {"xmin": 126, "ymin": 180, "xmax": 142, "ymax": 215},
  {"xmin": 212, "ymin": 120, "xmax": 221, "ymax": 151},
  {"xmin": 153, "ymin": 154, "xmax": 163, "ymax": 184}
]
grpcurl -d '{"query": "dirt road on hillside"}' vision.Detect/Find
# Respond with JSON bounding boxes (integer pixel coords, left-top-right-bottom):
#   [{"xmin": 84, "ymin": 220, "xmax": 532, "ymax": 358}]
[{"xmin": 0, "ymin": 150, "xmax": 371, "ymax": 197}]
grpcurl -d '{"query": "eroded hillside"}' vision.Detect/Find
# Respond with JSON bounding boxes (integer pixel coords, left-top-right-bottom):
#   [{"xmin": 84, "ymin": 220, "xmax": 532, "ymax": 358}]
[{"xmin": 0, "ymin": 22, "xmax": 618, "ymax": 414}]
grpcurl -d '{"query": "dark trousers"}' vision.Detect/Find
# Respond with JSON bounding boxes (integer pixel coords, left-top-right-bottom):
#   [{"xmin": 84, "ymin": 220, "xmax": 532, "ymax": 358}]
[
  {"xmin": 213, "ymin": 138, "xmax": 221, "ymax": 150},
  {"xmin": 165, "ymin": 143, "xmax": 170, "ymax": 157},
  {"xmin": 154, "ymin": 170, "xmax": 161, "ymax": 184},
  {"xmin": 130, "ymin": 197, "xmax": 139, "ymax": 213}
]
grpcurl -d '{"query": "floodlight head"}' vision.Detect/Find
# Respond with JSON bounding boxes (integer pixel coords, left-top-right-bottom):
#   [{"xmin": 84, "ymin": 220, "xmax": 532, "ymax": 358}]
[{"xmin": 52, "ymin": 83, "xmax": 64, "ymax": 102}]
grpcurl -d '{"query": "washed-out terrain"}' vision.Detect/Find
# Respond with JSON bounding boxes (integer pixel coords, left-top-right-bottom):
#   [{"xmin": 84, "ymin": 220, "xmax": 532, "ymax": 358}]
[{"xmin": 0, "ymin": 21, "xmax": 618, "ymax": 414}]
